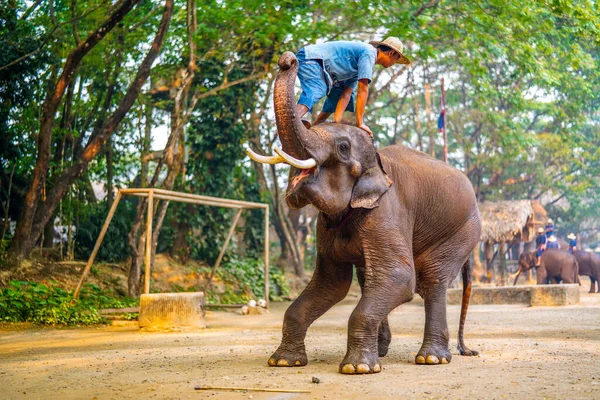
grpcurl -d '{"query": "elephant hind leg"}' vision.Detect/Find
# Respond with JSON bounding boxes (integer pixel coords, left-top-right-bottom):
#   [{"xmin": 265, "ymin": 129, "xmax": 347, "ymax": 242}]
[
  {"xmin": 590, "ymin": 277, "xmax": 597, "ymax": 293},
  {"xmin": 458, "ymin": 259, "xmax": 479, "ymax": 357},
  {"xmin": 415, "ymin": 215, "xmax": 480, "ymax": 365}
]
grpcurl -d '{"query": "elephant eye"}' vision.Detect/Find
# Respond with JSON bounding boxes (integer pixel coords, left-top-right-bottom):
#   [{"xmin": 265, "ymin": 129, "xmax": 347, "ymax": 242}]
[{"xmin": 338, "ymin": 141, "xmax": 350, "ymax": 157}]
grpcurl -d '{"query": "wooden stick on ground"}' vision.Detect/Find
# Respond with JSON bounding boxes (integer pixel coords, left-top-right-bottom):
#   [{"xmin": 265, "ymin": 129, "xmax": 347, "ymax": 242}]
[{"xmin": 194, "ymin": 386, "xmax": 311, "ymax": 393}]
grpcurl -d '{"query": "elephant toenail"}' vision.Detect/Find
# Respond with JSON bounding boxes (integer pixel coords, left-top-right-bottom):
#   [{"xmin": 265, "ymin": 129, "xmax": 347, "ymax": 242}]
[
  {"xmin": 341, "ymin": 364, "xmax": 356, "ymax": 374},
  {"xmin": 268, "ymin": 358, "xmax": 276, "ymax": 366},
  {"xmin": 295, "ymin": 360, "xmax": 301, "ymax": 366},
  {"xmin": 356, "ymin": 364, "xmax": 370, "ymax": 374},
  {"xmin": 416, "ymin": 355, "xmax": 426, "ymax": 364},
  {"xmin": 373, "ymin": 364, "xmax": 381, "ymax": 373},
  {"xmin": 441, "ymin": 357, "xmax": 449, "ymax": 364},
  {"xmin": 426, "ymin": 355, "xmax": 439, "ymax": 364},
  {"xmin": 277, "ymin": 359, "xmax": 290, "ymax": 366}
]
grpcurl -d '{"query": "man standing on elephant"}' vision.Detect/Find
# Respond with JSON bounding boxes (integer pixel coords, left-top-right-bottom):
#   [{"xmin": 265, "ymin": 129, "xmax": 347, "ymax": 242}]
[
  {"xmin": 535, "ymin": 227, "xmax": 547, "ymax": 266},
  {"xmin": 294, "ymin": 37, "xmax": 410, "ymax": 137}
]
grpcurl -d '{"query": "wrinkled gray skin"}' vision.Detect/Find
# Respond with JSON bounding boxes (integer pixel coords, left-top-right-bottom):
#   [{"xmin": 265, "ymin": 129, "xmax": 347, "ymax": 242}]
[
  {"xmin": 574, "ymin": 251, "xmax": 600, "ymax": 293},
  {"xmin": 267, "ymin": 52, "xmax": 481, "ymax": 374},
  {"xmin": 515, "ymin": 250, "xmax": 579, "ymax": 285}
]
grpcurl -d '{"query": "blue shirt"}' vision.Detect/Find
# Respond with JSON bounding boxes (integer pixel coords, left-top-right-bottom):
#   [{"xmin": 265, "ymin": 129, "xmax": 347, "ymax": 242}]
[
  {"xmin": 304, "ymin": 41, "xmax": 377, "ymax": 87},
  {"xmin": 535, "ymin": 234, "xmax": 547, "ymax": 246}
]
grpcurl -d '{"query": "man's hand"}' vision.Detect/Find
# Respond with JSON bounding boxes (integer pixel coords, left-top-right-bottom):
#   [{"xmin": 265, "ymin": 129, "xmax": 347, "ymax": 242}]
[{"xmin": 357, "ymin": 123, "xmax": 373, "ymax": 137}]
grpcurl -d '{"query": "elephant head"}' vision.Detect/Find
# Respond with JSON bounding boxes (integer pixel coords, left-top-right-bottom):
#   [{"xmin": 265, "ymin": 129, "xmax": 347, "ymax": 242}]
[
  {"xmin": 513, "ymin": 251, "xmax": 537, "ymax": 285},
  {"xmin": 247, "ymin": 52, "xmax": 391, "ymax": 215}
]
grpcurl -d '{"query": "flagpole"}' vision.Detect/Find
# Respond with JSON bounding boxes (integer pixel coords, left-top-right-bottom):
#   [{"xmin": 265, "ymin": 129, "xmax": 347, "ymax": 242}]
[{"xmin": 441, "ymin": 78, "xmax": 448, "ymax": 163}]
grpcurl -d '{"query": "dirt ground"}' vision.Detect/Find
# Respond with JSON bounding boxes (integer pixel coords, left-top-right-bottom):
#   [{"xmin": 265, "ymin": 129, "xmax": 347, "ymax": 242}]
[{"xmin": 1, "ymin": 280, "xmax": 600, "ymax": 400}]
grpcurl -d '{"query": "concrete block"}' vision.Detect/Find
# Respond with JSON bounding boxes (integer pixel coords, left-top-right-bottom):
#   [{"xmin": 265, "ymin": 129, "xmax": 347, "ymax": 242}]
[
  {"xmin": 138, "ymin": 292, "xmax": 206, "ymax": 329},
  {"xmin": 530, "ymin": 284, "xmax": 580, "ymax": 306},
  {"xmin": 447, "ymin": 284, "xmax": 579, "ymax": 306}
]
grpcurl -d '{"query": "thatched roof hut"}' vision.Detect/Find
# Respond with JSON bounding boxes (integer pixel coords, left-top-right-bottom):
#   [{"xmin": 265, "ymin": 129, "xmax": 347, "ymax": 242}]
[{"xmin": 479, "ymin": 200, "xmax": 548, "ymax": 244}]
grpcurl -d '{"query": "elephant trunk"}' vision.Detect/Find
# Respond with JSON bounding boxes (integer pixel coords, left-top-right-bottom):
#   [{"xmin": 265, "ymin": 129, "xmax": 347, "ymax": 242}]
[{"xmin": 274, "ymin": 52, "xmax": 327, "ymax": 160}]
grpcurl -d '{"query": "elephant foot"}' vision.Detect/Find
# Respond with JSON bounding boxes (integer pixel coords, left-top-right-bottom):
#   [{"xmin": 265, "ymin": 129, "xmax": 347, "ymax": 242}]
[
  {"xmin": 339, "ymin": 351, "xmax": 382, "ymax": 374},
  {"xmin": 268, "ymin": 344, "xmax": 307, "ymax": 367},
  {"xmin": 378, "ymin": 321, "xmax": 392, "ymax": 357},
  {"xmin": 457, "ymin": 343, "xmax": 479, "ymax": 357},
  {"xmin": 415, "ymin": 344, "xmax": 452, "ymax": 365}
]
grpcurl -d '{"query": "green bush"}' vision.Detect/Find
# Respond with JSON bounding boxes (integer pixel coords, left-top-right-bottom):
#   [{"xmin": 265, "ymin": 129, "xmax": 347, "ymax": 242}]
[
  {"xmin": 0, "ymin": 281, "xmax": 138, "ymax": 325},
  {"xmin": 198, "ymin": 256, "xmax": 290, "ymax": 304}
]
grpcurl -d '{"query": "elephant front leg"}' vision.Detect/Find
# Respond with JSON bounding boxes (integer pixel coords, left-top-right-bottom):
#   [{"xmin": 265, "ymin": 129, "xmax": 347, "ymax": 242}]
[
  {"xmin": 590, "ymin": 277, "xmax": 597, "ymax": 293},
  {"xmin": 416, "ymin": 286, "xmax": 452, "ymax": 365},
  {"xmin": 356, "ymin": 265, "xmax": 392, "ymax": 357},
  {"xmin": 269, "ymin": 257, "xmax": 353, "ymax": 367},
  {"xmin": 340, "ymin": 265, "xmax": 415, "ymax": 374}
]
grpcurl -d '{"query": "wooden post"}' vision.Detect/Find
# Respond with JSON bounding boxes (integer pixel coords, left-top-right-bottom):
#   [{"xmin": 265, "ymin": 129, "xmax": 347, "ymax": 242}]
[
  {"xmin": 144, "ymin": 190, "xmax": 154, "ymax": 294},
  {"xmin": 264, "ymin": 205, "xmax": 270, "ymax": 308},
  {"xmin": 73, "ymin": 191, "xmax": 122, "ymax": 298},
  {"xmin": 207, "ymin": 208, "xmax": 243, "ymax": 286}
]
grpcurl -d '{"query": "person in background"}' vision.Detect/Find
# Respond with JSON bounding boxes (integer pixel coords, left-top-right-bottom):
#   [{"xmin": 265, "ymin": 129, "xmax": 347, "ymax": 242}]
[
  {"xmin": 545, "ymin": 219, "xmax": 555, "ymax": 238},
  {"xmin": 546, "ymin": 235, "xmax": 560, "ymax": 249},
  {"xmin": 567, "ymin": 233, "xmax": 577, "ymax": 254},
  {"xmin": 535, "ymin": 227, "xmax": 547, "ymax": 266}
]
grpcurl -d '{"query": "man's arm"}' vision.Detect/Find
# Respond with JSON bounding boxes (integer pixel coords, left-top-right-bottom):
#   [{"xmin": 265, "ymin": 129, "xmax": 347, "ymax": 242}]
[
  {"xmin": 355, "ymin": 78, "xmax": 372, "ymax": 136},
  {"xmin": 313, "ymin": 111, "xmax": 332, "ymax": 125},
  {"xmin": 334, "ymin": 86, "xmax": 354, "ymax": 123}
]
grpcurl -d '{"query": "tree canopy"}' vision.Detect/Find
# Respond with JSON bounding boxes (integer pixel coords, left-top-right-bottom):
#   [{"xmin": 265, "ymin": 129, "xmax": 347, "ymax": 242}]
[{"xmin": 1, "ymin": 0, "xmax": 599, "ymax": 274}]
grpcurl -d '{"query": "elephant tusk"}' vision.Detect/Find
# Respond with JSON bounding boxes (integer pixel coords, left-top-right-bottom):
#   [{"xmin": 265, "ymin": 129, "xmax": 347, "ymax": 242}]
[
  {"xmin": 273, "ymin": 146, "xmax": 317, "ymax": 170},
  {"xmin": 246, "ymin": 148, "xmax": 285, "ymax": 164}
]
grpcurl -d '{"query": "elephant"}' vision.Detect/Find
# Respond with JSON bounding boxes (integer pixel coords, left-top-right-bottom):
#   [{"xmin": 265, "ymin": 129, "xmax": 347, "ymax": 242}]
[
  {"xmin": 514, "ymin": 249, "xmax": 579, "ymax": 285},
  {"xmin": 247, "ymin": 52, "xmax": 481, "ymax": 374},
  {"xmin": 574, "ymin": 251, "xmax": 600, "ymax": 293}
]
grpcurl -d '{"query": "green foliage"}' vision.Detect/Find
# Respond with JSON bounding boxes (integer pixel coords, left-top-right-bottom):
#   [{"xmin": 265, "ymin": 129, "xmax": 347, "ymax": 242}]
[
  {"xmin": 74, "ymin": 199, "xmax": 137, "ymax": 262},
  {"xmin": 198, "ymin": 256, "xmax": 290, "ymax": 304},
  {"xmin": 2, "ymin": 0, "xmax": 600, "ymax": 267},
  {"xmin": 0, "ymin": 281, "xmax": 137, "ymax": 325}
]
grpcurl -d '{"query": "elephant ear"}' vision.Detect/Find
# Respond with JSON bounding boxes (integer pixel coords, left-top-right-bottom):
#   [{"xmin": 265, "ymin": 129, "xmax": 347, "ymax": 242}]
[{"xmin": 350, "ymin": 153, "xmax": 392, "ymax": 209}]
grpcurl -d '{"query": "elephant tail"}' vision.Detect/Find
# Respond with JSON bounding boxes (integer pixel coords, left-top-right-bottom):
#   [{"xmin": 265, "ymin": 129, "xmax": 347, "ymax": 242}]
[
  {"xmin": 575, "ymin": 260, "xmax": 580, "ymax": 285},
  {"xmin": 457, "ymin": 259, "xmax": 479, "ymax": 356}
]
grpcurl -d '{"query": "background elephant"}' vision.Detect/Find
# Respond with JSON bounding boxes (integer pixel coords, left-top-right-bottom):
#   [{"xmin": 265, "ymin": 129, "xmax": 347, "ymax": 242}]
[
  {"xmin": 514, "ymin": 249, "xmax": 579, "ymax": 285},
  {"xmin": 248, "ymin": 52, "xmax": 481, "ymax": 374},
  {"xmin": 574, "ymin": 251, "xmax": 600, "ymax": 293}
]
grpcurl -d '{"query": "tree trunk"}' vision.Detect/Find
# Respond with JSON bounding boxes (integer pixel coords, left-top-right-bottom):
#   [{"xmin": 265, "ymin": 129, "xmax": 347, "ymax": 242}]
[
  {"xmin": 484, "ymin": 241, "xmax": 494, "ymax": 282},
  {"xmin": 43, "ymin": 217, "xmax": 55, "ymax": 248},
  {"xmin": 497, "ymin": 242, "xmax": 507, "ymax": 286},
  {"xmin": 19, "ymin": 0, "xmax": 173, "ymax": 258},
  {"xmin": 171, "ymin": 216, "xmax": 191, "ymax": 262},
  {"xmin": 9, "ymin": 0, "xmax": 141, "ymax": 257},
  {"xmin": 472, "ymin": 245, "xmax": 484, "ymax": 283},
  {"xmin": 106, "ymin": 137, "xmax": 114, "ymax": 207}
]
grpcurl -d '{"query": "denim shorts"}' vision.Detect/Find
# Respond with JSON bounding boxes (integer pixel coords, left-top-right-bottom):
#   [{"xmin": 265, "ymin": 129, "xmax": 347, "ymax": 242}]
[{"xmin": 296, "ymin": 48, "xmax": 355, "ymax": 114}]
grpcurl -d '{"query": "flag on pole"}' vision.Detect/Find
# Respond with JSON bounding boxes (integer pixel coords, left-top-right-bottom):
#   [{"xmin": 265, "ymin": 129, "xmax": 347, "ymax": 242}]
[
  {"xmin": 437, "ymin": 95, "xmax": 445, "ymax": 133},
  {"xmin": 439, "ymin": 78, "xmax": 448, "ymax": 163}
]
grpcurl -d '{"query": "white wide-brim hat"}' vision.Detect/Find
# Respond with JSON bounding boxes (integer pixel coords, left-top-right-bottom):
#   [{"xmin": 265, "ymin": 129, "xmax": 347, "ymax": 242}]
[
  {"xmin": 537, "ymin": 227, "xmax": 544, "ymax": 233},
  {"xmin": 567, "ymin": 233, "xmax": 576, "ymax": 240},
  {"xmin": 369, "ymin": 37, "xmax": 411, "ymax": 65},
  {"xmin": 548, "ymin": 236, "xmax": 557, "ymax": 242}
]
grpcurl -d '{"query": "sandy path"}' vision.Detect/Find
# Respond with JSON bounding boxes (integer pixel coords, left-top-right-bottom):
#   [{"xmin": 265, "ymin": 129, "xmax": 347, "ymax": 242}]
[{"xmin": 1, "ymin": 284, "xmax": 599, "ymax": 399}]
